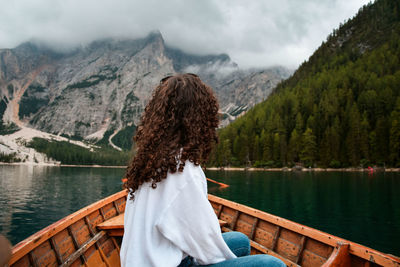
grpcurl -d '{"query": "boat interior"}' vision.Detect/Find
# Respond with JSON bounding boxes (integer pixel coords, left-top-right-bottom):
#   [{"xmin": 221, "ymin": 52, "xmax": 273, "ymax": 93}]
[{"xmin": 8, "ymin": 190, "xmax": 400, "ymax": 267}]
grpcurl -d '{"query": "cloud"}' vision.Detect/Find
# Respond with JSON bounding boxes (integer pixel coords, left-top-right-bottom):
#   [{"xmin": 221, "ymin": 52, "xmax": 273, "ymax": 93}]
[
  {"xmin": 184, "ymin": 60, "xmax": 239, "ymax": 77},
  {"xmin": 0, "ymin": 0, "xmax": 367, "ymax": 68}
]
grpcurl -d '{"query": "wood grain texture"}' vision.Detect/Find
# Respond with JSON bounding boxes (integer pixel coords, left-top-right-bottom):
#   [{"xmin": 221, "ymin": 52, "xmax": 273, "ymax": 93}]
[
  {"xmin": 60, "ymin": 231, "xmax": 106, "ymax": 267},
  {"xmin": 209, "ymin": 194, "xmax": 400, "ymax": 266},
  {"xmin": 9, "ymin": 190, "xmax": 127, "ymax": 265},
  {"xmin": 8, "ymin": 190, "xmax": 400, "ymax": 267},
  {"xmin": 97, "ymin": 214, "xmax": 124, "ymax": 230},
  {"xmin": 322, "ymin": 242, "xmax": 351, "ymax": 267}
]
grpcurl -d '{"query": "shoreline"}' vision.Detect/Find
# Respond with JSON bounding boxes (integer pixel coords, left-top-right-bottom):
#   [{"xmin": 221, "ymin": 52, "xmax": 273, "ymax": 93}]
[
  {"xmin": 205, "ymin": 166, "xmax": 400, "ymax": 172},
  {"xmin": 1, "ymin": 162, "xmax": 399, "ymax": 172},
  {"xmin": 0, "ymin": 162, "xmax": 126, "ymax": 168},
  {"xmin": 60, "ymin": 164, "xmax": 126, "ymax": 168}
]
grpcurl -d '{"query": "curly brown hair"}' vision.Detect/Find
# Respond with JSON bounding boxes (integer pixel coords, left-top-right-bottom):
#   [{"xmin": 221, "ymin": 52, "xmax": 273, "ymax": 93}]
[{"xmin": 125, "ymin": 73, "xmax": 219, "ymax": 199}]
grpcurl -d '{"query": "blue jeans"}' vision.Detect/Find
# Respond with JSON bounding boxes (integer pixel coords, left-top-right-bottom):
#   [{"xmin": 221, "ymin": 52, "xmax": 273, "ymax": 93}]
[{"xmin": 178, "ymin": 232, "xmax": 285, "ymax": 267}]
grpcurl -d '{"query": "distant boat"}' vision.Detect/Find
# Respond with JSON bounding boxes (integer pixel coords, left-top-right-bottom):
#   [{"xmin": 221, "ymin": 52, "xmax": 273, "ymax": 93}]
[{"xmin": 8, "ymin": 190, "xmax": 400, "ymax": 267}]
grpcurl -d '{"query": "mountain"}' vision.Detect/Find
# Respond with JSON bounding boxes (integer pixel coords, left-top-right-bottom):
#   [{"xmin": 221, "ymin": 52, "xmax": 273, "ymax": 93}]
[
  {"xmin": 209, "ymin": 0, "xmax": 400, "ymax": 168},
  {"xmin": 0, "ymin": 32, "xmax": 290, "ymax": 163}
]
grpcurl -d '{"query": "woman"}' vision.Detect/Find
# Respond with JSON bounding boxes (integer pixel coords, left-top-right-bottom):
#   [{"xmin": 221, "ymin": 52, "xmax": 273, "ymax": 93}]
[{"xmin": 120, "ymin": 73, "xmax": 285, "ymax": 267}]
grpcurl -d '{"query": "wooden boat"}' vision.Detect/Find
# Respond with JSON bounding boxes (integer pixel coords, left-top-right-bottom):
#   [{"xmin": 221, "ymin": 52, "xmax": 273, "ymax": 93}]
[{"xmin": 8, "ymin": 190, "xmax": 400, "ymax": 267}]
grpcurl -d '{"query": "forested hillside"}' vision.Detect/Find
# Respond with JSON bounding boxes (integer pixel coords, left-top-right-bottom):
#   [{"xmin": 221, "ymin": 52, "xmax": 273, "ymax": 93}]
[
  {"xmin": 27, "ymin": 138, "xmax": 130, "ymax": 165},
  {"xmin": 209, "ymin": 0, "xmax": 400, "ymax": 168}
]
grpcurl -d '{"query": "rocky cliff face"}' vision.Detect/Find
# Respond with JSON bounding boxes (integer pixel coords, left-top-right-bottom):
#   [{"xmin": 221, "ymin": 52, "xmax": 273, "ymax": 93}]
[{"xmin": 0, "ymin": 32, "xmax": 291, "ymax": 149}]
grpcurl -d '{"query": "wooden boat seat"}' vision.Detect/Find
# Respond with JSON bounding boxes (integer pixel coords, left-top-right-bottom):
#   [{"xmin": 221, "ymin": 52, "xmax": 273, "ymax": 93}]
[
  {"xmin": 97, "ymin": 214, "xmax": 228, "ymax": 237},
  {"xmin": 219, "ymin": 219, "xmax": 228, "ymax": 227},
  {"xmin": 97, "ymin": 214, "xmax": 125, "ymax": 236}
]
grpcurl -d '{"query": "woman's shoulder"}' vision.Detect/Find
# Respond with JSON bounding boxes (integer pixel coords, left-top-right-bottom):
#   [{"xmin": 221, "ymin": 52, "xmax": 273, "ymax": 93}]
[
  {"xmin": 166, "ymin": 160, "xmax": 205, "ymax": 187},
  {"xmin": 180, "ymin": 160, "xmax": 205, "ymax": 178}
]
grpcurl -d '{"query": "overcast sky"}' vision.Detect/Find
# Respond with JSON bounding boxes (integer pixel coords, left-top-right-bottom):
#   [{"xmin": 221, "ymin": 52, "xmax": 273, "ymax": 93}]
[{"xmin": 0, "ymin": 0, "xmax": 367, "ymax": 69}]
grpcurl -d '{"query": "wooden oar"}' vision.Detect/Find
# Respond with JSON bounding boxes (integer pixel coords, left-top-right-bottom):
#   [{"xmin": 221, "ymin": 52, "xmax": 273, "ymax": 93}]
[
  {"xmin": 122, "ymin": 178, "xmax": 229, "ymax": 189},
  {"xmin": 206, "ymin": 178, "xmax": 229, "ymax": 189}
]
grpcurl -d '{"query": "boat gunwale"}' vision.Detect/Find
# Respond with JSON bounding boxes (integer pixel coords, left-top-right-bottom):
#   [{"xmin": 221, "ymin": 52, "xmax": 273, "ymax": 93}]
[
  {"xmin": 9, "ymin": 190, "xmax": 128, "ymax": 265},
  {"xmin": 208, "ymin": 194, "xmax": 400, "ymax": 267},
  {"xmin": 9, "ymin": 190, "xmax": 400, "ymax": 266}
]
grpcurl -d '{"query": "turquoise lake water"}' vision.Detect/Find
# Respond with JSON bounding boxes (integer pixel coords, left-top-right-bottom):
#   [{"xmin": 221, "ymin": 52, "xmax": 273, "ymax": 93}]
[{"xmin": 0, "ymin": 165, "xmax": 398, "ymax": 256}]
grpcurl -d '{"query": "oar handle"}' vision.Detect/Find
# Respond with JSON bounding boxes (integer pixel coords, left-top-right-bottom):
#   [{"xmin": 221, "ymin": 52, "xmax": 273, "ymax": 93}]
[
  {"xmin": 122, "ymin": 178, "xmax": 229, "ymax": 189},
  {"xmin": 206, "ymin": 178, "xmax": 229, "ymax": 189}
]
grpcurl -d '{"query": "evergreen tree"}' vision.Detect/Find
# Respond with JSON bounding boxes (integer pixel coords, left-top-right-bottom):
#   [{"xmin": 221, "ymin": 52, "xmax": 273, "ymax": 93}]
[
  {"xmin": 295, "ymin": 113, "xmax": 304, "ymax": 132},
  {"xmin": 389, "ymin": 98, "xmax": 400, "ymax": 166},
  {"xmin": 375, "ymin": 117, "xmax": 389, "ymax": 164},
  {"xmin": 260, "ymin": 130, "xmax": 271, "ymax": 162},
  {"xmin": 319, "ymin": 127, "xmax": 331, "ymax": 167},
  {"xmin": 272, "ymin": 133, "xmax": 280, "ymax": 163},
  {"xmin": 287, "ymin": 129, "xmax": 301, "ymax": 164},
  {"xmin": 279, "ymin": 133, "xmax": 288, "ymax": 166},
  {"xmin": 389, "ymin": 119, "xmax": 400, "ymax": 166},
  {"xmin": 233, "ymin": 135, "xmax": 241, "ymax": 158},
  {"xmin": 330, "ymin": 117, "xmax": 341, "ymax": 162},
  {"xmin": 369, "ymin": 131, "xmax": 378, "ymax": 163},
  {"xmin": 346, "ymin": 103, "xmax": 361, "ymax": 166},
  {"xmin": 221, "ymin": 139, "xmax": 232, "ymax": 166},
  {"xmin": 300, "ymin": 128, "xmax": 317, "ymax": 167},
  {"xmin": 360, "ymin": 112, "xmax": 370, "ymax": 161},
  {"xmin": 234, "ymin": 133, "xmax": 249, "ymax": 166},
  {"xmin": 253, "ymin": 135, "xmax": 261, "ymax": 162},
  {"xmin": 207, "ymin": 0, "xmax": 400, "ymax": 168}
]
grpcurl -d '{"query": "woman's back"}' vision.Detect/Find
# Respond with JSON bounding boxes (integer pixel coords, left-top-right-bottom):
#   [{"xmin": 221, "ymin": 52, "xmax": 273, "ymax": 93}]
[{"xmin": 120, "ymin": 161, "xmax": 235, "ymax": 266}]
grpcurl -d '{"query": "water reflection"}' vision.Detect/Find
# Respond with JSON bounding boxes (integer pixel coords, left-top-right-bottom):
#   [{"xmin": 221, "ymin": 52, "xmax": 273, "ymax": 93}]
[
  {"xmin": 205, "ymin": 170, "xmax": 400, "ymax": 256},
  {"xmin": 0, "ymin": 166, "xmax": 399, "ymax": 257},
  {"xmin": 0, "ymin": 165, "xmax": 124, "ymax": 245}
]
